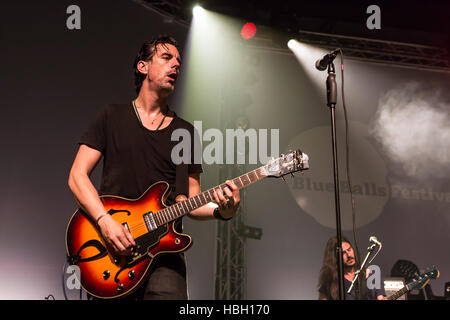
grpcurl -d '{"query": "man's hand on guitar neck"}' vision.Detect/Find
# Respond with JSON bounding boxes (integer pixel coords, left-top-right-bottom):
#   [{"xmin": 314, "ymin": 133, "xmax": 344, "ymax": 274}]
[
  {"xmin": 98, "ymin": 214, "xmax": 136, "ymax": 256},
  {"xmin": 213, "ymin": 180, "xmax": 240, "ymax": 220}
]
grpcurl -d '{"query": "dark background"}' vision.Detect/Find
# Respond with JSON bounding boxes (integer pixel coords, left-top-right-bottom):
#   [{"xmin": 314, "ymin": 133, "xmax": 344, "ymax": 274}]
[{"xmin": 0, "ymin": 0, "xmax": 449, "ymax": 299}]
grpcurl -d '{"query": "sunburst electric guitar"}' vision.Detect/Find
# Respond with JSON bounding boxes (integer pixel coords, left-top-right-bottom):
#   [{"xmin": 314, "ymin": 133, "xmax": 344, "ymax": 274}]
[{"xmin": 66, "ymin": 149, "xmax": 309, "ymax": 299}]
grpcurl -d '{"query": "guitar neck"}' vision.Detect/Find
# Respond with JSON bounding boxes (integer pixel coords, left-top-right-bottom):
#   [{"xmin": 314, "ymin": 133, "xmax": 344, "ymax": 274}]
[
  {"xmin": 387, "ymin": 269, "xmax": 438, "ymax": 300},
  {"xmin": 152, "ymin": 166, "xmax": 269, "ymax": 226},
  {"xmin": 387, "ymin": 285, "xmax": 409, "ymax": 300}
]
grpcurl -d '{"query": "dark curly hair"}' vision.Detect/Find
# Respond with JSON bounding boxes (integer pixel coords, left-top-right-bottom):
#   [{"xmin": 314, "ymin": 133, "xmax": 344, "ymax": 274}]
[{"xmin": 133, "ymin": 35, "xmax": 178, "ymax": 94}]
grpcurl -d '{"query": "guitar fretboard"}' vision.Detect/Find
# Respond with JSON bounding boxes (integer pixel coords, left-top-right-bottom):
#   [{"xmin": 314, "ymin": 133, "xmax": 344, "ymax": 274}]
[
  {"xmin": 151, "ymin": 166, "xmax": 268, "ymax": 226},
  {"xmin": 387, "ymin": 285, "xmax": 409, "ymax": 300}
]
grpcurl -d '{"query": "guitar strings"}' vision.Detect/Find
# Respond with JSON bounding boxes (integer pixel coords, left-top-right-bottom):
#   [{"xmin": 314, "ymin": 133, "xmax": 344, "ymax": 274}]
[{"xmin": 118, "ymin": 168, "xmax": 269, "ymax": 234}]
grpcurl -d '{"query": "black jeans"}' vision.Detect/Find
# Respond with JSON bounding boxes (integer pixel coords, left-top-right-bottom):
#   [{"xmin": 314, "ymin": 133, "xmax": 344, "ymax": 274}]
[{"xmin": 131, "ymin": 253, "xmax": 188, "ymax": 300}]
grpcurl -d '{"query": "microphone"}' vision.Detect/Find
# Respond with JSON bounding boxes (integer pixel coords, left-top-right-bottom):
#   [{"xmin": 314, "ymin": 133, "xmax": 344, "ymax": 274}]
[
  {"xmin": 315, "ymin": 48, "xmax": 340, "ymax": 71},
  {"xmin": 369, "ymin": 236, "xmax": 382, "ymax": 247},
  {"xmin": 367, "ymin": 236, "xmax": 382, "ymax": 263}
]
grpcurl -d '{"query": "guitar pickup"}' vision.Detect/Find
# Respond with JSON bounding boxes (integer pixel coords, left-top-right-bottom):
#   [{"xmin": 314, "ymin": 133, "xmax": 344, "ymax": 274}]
[{"xmin": 143, "ymin": 212, "xmax": 157, "ymax": 231}]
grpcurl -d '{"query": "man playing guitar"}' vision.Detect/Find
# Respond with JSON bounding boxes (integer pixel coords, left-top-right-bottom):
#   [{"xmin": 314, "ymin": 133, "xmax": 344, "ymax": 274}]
[{"xmin": 68, "ymin": 36, "xmax": 240, "ymax": 299}]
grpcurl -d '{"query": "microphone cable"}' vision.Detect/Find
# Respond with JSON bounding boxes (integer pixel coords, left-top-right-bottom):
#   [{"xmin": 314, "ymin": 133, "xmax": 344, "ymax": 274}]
[{"xmin": 338, "ymin": 50, "xmax": 360, "ymax": 259}]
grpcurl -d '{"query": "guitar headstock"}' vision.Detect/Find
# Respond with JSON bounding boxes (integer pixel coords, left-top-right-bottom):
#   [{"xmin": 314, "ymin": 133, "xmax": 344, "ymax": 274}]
[
  {"xmin": 265, "ymin": 149, "xmax": 309, "ymax": 178},
  {"xmin": 407, "ymin": 268, "xmax": 440, "ymax": 291}
]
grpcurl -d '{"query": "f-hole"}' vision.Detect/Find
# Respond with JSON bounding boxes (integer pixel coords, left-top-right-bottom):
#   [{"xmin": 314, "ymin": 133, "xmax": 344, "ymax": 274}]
[{"xmin": 108, "ymin": 209, "xmax": 131, "ymax": 216}]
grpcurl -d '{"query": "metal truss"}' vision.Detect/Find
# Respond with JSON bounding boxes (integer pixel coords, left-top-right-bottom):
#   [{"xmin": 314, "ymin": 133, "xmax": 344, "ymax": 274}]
[
  {"xmin": 294, "ymin": 30, "xmax": 450, "ymax": 73},
  {"xmin": 243, "ymin": 28, "xmax": 450, "ymax": 73},
  {"xmin": 133, "ymin": 0, "xmax": 190, "ymax": 26},
  {"xmin": 138, "ymin": 1, "xmax": 450, "ymax": 72},
  {"xmin": 214, "ymin": 163, "xmax": 262, "ymax": 300},
  {"xmin": 215, "ymin": 164, "xmax": 247, "ymax": 300}
]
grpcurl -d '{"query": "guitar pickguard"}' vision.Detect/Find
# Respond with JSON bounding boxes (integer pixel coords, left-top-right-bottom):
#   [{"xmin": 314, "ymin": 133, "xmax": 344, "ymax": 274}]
[{"xmin": 127, "ymin": 224, "xmax": 169, "ymax": 264}]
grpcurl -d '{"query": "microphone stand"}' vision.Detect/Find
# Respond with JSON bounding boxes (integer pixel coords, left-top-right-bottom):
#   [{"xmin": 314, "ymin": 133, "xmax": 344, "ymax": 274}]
[
  {"xmin": 347, "ymin": 243, "xmax": 378, "ymax": 295},
  {"xmin": 325, "ymin": 62, "xmax": 345, "ymax": 300}
]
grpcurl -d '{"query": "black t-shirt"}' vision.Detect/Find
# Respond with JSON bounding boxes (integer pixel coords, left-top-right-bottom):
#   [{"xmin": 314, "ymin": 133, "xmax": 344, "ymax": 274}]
[
  {"xmin": 319, "ymin": 274, "xmax": 386, "ymax": 300},
  {"xmin": 343, "ymin": 277, "xmax": 385, "ymax": 300},
  {"xmin": 79, "ymin": 102, "xmax": 202, "ymax": 203}
]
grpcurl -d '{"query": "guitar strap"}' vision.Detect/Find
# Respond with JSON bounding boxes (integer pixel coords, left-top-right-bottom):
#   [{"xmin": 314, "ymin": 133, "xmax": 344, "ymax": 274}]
[
  {"xmin": 174, "ymin": 163, "xmax": 189, "ymax": 201},
  {"xmin": 172, "ymin": 163, "xmax": 188, "ymax": 233}
]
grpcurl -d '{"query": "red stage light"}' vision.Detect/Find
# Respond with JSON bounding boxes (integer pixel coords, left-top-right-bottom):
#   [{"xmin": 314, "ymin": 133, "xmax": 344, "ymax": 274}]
[{"xmin": 241, "ymin": 22, "xmax": 256, "ymax": 39}]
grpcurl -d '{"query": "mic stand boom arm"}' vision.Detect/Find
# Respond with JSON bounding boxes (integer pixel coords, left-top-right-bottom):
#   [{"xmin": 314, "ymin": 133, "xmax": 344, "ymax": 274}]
[{"xmin": 347, "ymin": 243, "xmax": 378, "ymax": 294}]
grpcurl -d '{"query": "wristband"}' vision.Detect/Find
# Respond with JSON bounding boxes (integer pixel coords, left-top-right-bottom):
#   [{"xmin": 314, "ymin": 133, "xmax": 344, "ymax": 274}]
[
  {"xmin": 96, "ymin": 213, "xmax": 108, "ymax": 226},
  {"xmin": 214, "ymin": 207, "xmax": 231, "ymax": 221}
]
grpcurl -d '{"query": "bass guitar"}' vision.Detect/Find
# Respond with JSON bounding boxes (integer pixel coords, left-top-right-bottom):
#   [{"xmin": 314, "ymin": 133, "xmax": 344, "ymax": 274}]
[
  {"xmin": 387, "ymin": 268, "xmax": 439, "ymax": 300},
  {"xmin": 66, "ymin": 149, "xmax": 309, "ymax": 299}
]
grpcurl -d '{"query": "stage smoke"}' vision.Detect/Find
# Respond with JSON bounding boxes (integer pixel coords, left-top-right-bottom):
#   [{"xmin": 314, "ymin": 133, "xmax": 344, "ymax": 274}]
[{"xmin": 370, "ymin": 82, "xmax": 450, "ymax": 180}]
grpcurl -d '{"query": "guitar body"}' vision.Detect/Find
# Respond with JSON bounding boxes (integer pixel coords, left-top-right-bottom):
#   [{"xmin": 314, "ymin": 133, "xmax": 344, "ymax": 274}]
[
  {"xmin": 64, "ymin": 150, "xmax": 310, "ymax": 299},
  {"xmin": 65, "ymin": 181, "xmax": 192, "ymax": 299}
]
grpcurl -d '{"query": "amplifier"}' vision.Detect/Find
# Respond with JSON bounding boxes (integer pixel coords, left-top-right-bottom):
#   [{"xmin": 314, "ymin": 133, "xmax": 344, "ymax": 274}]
[{"xmin": 384, "ymin": 277, "xmax": 406, "ymax": 300}]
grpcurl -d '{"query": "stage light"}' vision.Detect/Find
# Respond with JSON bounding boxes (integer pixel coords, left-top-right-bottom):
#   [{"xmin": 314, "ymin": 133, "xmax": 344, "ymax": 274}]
[
  {"xmin": 241, "ymin": 22, "xmax": 257, "ymax": 39},
  {"xmin": 287, "ymin": 39, "xmax": 297, "ymax": 50},
  {"xmin": 287, "ymin": 40, "xmax": 330, "ymax": 88},
  {"xmin": 192, "ymin": 5, "xmax": 205, "ymax": 18}
]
